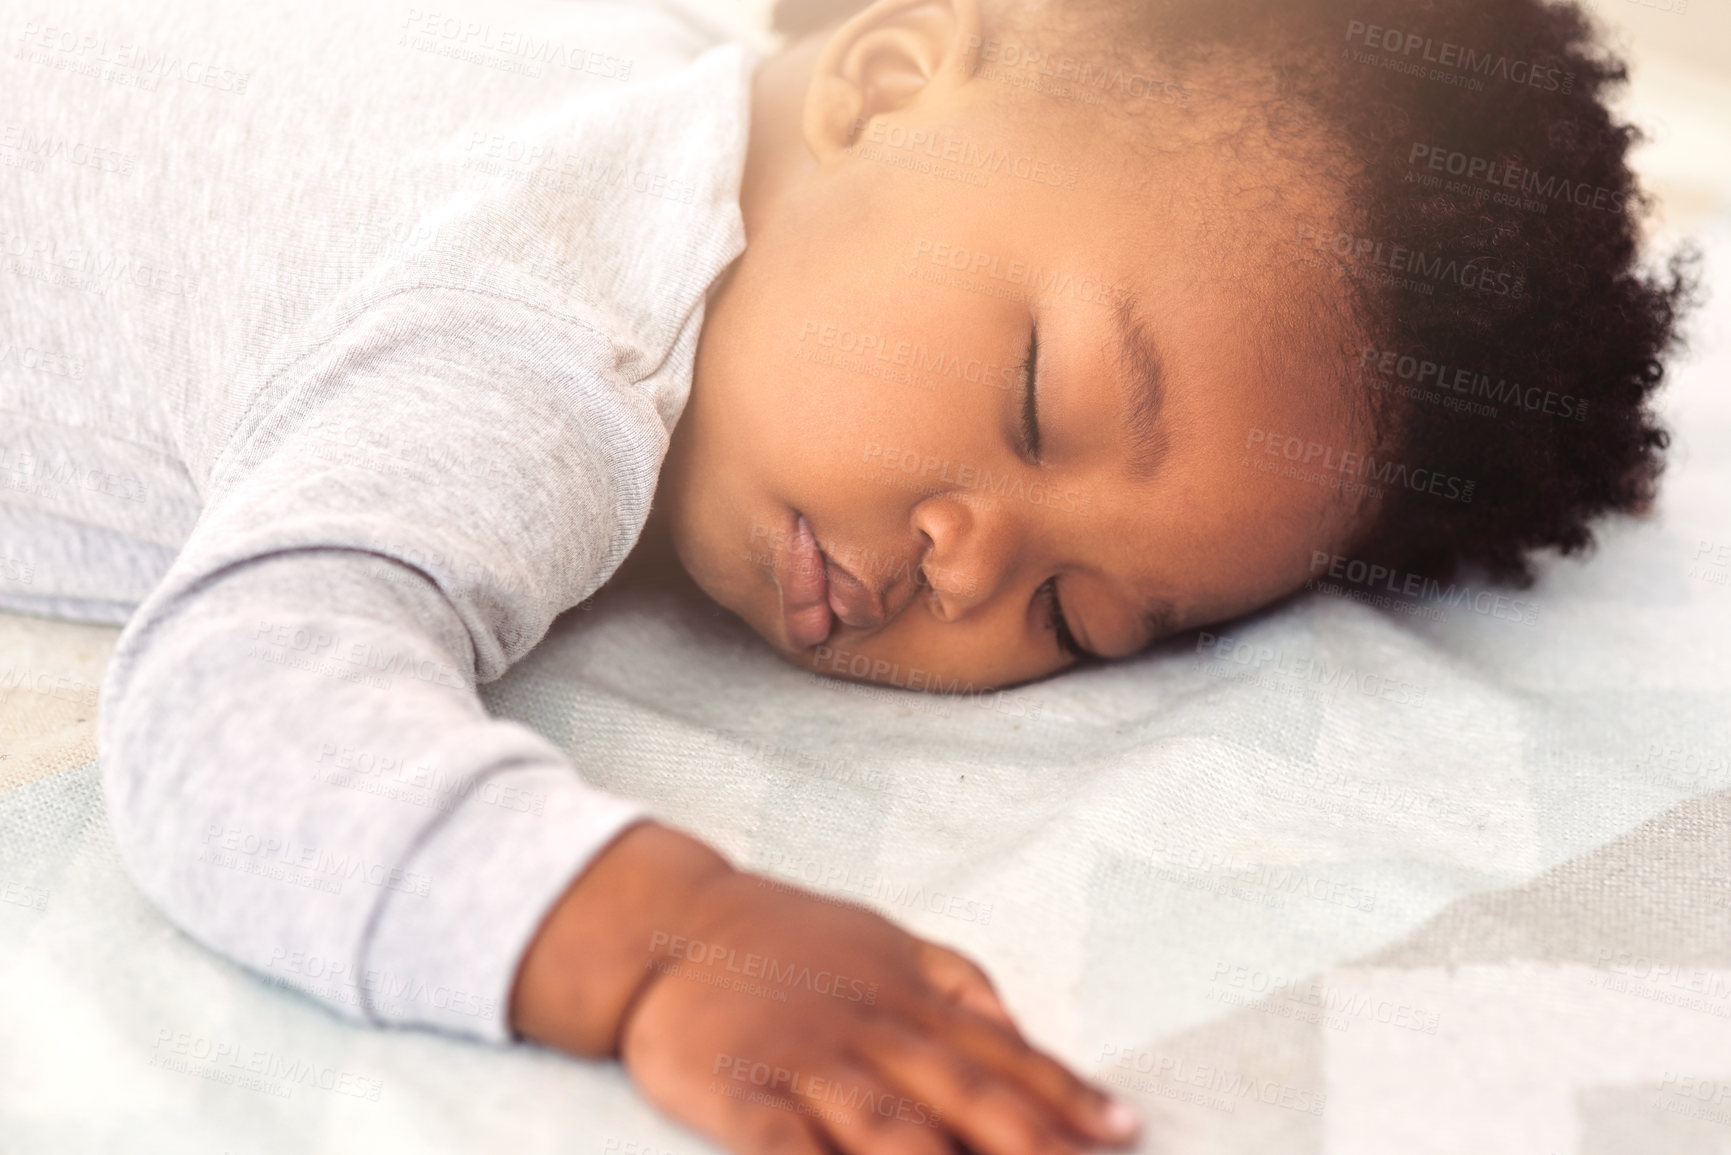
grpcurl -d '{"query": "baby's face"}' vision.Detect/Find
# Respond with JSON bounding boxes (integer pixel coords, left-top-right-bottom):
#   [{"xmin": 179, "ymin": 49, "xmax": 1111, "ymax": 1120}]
[{"xmin": 659, "ymin": 14, "xmax": 1374, "ymax": 691}]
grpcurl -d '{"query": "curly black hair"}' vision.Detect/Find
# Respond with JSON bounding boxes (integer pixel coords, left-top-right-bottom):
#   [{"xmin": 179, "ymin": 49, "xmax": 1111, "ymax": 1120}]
[{"xmin": 771, "ymin": 0, "xmax": 1700, "ymax": 589}]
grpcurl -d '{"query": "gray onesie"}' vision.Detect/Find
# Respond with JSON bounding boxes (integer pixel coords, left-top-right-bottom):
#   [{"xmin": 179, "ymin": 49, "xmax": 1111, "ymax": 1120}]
[{"xmin": 0, "ymin": 0, "xmax": 753, "ymax": 1042}]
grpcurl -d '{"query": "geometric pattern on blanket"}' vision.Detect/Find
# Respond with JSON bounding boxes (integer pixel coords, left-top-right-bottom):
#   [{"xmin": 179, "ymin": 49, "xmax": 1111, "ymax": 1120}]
[{"xmin": 3, "ymin": 221, "xmax": 1728, "ymax": 1155}]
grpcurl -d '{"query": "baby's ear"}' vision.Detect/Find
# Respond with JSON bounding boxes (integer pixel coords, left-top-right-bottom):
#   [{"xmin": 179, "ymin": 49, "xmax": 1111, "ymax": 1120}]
[{"xmin": 800, "ymin": 0, "xmax": 985, "ymax": 160}]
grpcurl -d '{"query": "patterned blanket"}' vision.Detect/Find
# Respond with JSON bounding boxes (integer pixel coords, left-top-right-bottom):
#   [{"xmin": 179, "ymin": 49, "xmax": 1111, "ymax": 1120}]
[{"xmin": 1, "ymin": 106, "xmax": 1726, "ymax": 1155}]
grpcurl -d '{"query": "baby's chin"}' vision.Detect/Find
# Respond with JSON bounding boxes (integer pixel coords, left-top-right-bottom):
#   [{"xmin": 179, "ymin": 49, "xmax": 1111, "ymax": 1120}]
[{"xmin": 667, "ymin": 534, "xmax": 807, "ymax": 662}]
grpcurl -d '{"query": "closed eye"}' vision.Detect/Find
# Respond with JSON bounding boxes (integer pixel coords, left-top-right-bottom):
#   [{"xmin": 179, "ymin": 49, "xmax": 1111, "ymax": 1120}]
[
  {"xmin": 1018, "ymin": 325, "xmax": 1042, "ymax": 462},
  {"xmin": 1037, "ymin": 576, "xmax": 1099, "ymax": 662}
]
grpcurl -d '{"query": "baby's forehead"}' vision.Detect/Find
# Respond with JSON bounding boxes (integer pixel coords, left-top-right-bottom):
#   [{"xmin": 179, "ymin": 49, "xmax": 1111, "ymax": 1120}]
[{"xmin": 1093, "ymin": 228, "xmax": 1374, "ymax": 462}]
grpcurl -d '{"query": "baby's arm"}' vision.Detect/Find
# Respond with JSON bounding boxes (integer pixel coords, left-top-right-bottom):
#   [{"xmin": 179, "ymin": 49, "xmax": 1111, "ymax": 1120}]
[{"xmin": 99, "ymin": 289, "xmax": 661, "ymax": 1040}]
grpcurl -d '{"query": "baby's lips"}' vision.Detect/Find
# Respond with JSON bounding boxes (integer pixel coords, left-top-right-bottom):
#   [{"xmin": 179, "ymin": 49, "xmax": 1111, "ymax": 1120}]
[
  {"xmin": 779, "ymin": 513, "xmax": 833, "ymax": 647},
  {"xmin": 785, "ymin": 601, "xmax": 833, "ymax": 648},
  {"xmin": 785, "ymin": 514, "xmax": 828, "ymax": 601},
  {"xmin": 825, "ymin": 559, "xmax": 886, "ymax": 631}
]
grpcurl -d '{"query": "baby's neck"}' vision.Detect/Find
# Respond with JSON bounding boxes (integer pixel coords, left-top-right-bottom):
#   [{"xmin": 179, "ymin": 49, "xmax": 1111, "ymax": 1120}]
[{"xmin": 600, "ymin": 502, "xmax": 688, "ymax": 597}]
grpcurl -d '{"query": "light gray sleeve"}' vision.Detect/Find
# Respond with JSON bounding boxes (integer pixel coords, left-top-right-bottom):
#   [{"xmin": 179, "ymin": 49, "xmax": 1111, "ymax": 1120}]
[{"xmin": 97, "ymin": 287, "xmax": 672, "ymax": 1043}]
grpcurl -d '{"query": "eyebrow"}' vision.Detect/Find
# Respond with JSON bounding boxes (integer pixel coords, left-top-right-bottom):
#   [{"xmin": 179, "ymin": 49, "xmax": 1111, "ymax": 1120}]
[
  {"xmin": 1114, "ymin": 305, "xmax": 1170, "ymax": 482},
  {"xmin": 1079, "ymin": 303, "xmax": 1178, "ymax": 657}
]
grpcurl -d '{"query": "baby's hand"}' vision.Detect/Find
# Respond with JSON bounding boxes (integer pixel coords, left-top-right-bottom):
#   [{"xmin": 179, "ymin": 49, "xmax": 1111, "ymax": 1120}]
[
  {"xmin": 621, "ymin": 864, "xmax": 1141, "ymax": 1154},
  {"xmin": 513, "ymin": 823, "xmax": 1141, "ymax": 1154}
]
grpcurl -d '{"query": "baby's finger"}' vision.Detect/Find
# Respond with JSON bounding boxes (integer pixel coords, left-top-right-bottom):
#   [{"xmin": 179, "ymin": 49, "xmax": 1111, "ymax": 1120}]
[
  {"xmin": 910, "ymin": 996, "xmax": 1141, "ymax": 1148},
  {"xmin": 859, "ymin": 1025, "xmax": 1085, "ymax": 1155},
  {"xmin": 914, "ymin": 939, "xmax": 1019, "ymax": 1033},
  {"xmin": 815, "ymin": 1056, "xmax": 954, "ymax": 1155}
]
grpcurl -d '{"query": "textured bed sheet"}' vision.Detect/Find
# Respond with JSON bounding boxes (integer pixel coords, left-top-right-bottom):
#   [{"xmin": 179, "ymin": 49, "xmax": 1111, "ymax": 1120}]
[{"xmin": 2, "ymin": 216, "xmax": 1728, "ymax": 1155}]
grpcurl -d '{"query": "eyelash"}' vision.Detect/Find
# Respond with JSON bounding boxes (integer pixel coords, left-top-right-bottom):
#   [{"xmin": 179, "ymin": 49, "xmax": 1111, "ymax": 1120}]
[
  {"xmin": 1037, "ymin": 576, "xmax": 1088, "ymax": 661},
  {"xmin": 1020, "ymin": 326, "xmax": 1087, "ymax": 662},
  {"xmin": 1019, "ymin": 325, "xmax": 1042, "ymax": 461}
]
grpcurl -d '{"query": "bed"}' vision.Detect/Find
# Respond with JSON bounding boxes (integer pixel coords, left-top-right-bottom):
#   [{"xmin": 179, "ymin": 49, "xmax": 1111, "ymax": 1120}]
[{"xmin": 3, "ymin": 1, "xmax": 1729, "ymax": 1151}]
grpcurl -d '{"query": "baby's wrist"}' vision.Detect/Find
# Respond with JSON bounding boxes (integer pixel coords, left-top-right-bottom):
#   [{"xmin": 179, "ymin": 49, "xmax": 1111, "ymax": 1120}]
[{"xmin": 509, "ymin": 820, "xmax": 735, "ymax": 1057}]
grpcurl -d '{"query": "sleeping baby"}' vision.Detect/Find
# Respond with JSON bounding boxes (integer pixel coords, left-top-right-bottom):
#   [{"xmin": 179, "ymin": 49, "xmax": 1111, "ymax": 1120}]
[{"xmin": 0, "ymin": 0, "xmax": 1690, "ymax": 1150}]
